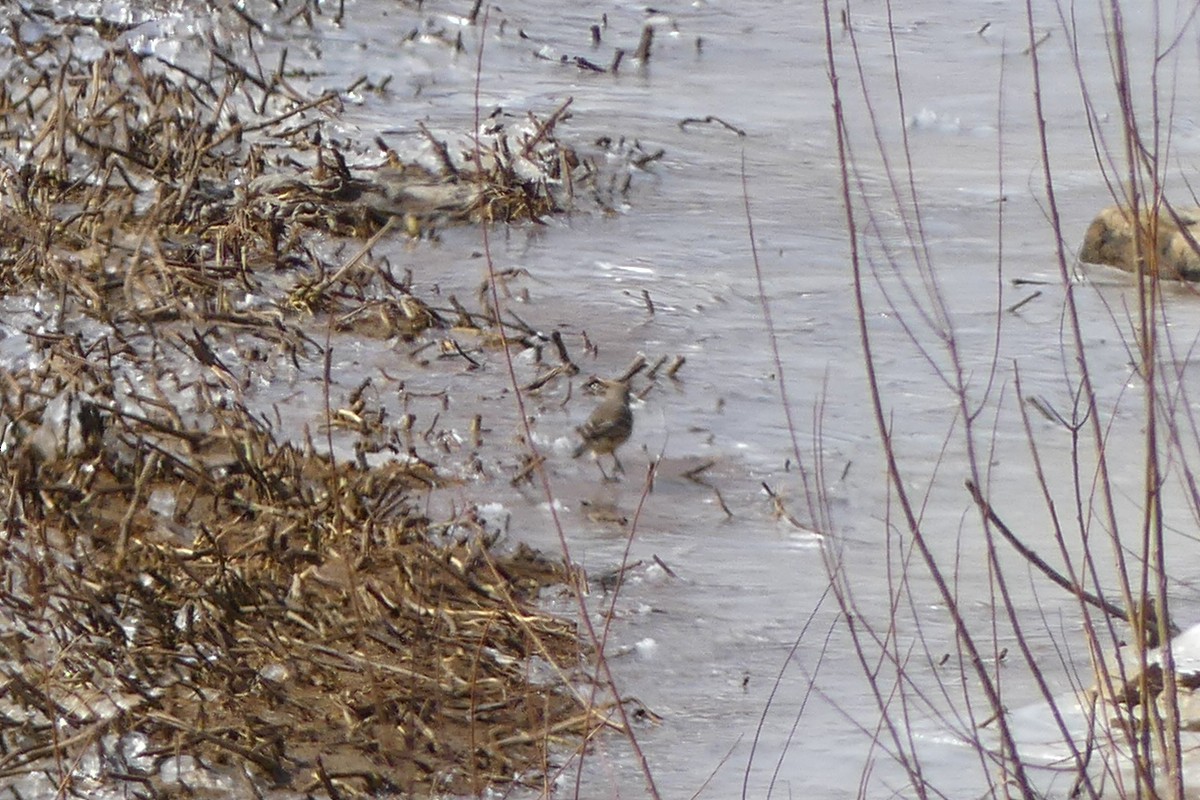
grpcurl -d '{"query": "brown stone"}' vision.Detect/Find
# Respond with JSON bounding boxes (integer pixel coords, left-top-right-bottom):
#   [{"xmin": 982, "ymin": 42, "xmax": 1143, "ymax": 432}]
[{"xmin": 1080, "ymin": 204, "xmax": 1200, "ymax": 280}]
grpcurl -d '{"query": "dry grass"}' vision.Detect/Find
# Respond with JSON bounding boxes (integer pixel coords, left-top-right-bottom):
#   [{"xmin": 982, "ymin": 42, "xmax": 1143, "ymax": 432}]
[{"xmin": 0, "ymin": 6, "xmax": 648, "ymax": 797}]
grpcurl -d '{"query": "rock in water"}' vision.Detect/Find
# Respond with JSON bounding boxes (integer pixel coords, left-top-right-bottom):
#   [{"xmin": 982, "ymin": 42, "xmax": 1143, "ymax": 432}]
[{"xmin": 1080, "ymin": 204, "xmax": 1200, "ymax": 280}]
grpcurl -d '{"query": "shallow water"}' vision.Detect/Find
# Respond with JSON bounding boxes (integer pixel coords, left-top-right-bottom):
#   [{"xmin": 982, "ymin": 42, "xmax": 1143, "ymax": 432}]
[
  {"xmin": 11, "ymin": 1, "xmax": 1200, "ymax": 798},
  {"xmin": 325, "ymin": 2, "xmax": 1200, "ymax": 795}
]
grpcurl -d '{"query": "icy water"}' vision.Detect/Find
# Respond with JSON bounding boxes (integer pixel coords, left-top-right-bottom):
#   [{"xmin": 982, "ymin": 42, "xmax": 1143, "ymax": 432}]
[{"xmin": 15, "ymin": 1, "xmax": 1200, "ymax": 798}]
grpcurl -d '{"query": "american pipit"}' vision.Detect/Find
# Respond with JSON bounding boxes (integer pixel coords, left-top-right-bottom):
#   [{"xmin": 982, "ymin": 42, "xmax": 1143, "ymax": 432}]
[{"xmin": 572, "ymin": 379, "xmax": 633, "ymax": 480}]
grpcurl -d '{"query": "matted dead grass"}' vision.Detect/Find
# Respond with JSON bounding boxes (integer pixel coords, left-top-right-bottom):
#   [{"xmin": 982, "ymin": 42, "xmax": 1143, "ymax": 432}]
[
  {"xmin": 0, "ymin": 374, "xmax": 593, "ymax": 795},
  {"xmin": 0, "ymin": 5, "xmax": 648, "ymax": 797}
]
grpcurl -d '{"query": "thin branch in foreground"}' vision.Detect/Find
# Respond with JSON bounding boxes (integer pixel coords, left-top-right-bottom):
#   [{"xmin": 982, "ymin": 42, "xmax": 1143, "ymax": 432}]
[{"xmin": 965, "ymin": 479, "xmax": 1175, "ymax": 645}]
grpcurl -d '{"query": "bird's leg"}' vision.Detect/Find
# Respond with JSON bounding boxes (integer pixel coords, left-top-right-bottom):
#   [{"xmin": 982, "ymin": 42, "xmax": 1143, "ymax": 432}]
[
  {"xmin": 612, "ymin": 453, "xmax": 625, "ymax": 475},
  {"xmin": 596, "ymin": 460, "xmax": 614, "ymax": 482},
  {"xmin": 599, "ymin": 458, "xmax": 621, "ymax": 483}
]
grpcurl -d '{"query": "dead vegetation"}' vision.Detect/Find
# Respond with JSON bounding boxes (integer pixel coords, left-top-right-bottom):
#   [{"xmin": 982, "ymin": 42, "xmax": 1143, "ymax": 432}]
[
  {"xmin": 0, "ymin": 377, "xmax": 592, "ymax": 795},
  {"xmin": 0, "ymin": 6, "xmax": 654, "ymax": 797}
]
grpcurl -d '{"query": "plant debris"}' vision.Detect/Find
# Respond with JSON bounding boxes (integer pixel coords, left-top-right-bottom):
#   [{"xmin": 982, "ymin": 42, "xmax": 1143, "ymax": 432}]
[{"xmin": 0, "ymin": 6, "xmax": 664, "ymax": 797}]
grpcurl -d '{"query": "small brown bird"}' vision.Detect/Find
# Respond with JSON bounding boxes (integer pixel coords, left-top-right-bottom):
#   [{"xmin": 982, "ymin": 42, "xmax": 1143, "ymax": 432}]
[{"xmin": 572, "ymin": 380, "xmax": 634, "ymax": 480}]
